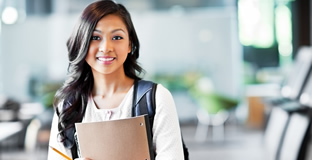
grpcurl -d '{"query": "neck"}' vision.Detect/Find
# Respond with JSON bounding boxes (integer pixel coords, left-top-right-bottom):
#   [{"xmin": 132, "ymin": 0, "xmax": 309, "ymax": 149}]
[{"xmin": 91, "ymin": 71, "xmax": 134, "ymax": 98}]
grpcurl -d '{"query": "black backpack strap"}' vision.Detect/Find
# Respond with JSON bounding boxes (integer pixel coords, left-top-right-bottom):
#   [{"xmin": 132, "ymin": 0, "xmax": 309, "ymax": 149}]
[
  {"xmin": 132, "ymin": 80, "xmax": 157, "ymax": 159},
  {"xmin": 132, "ymin": 80, "xmax": 157, "ymax": 128},
  {"xmin": 182, "ymin": 137, "xmax": 189, "ymax": 159},
  {"xmin": 132, "ymin": 80, "xmax": 189, "ymax": 160},
  {"xmin": 59, "ymin": 100, "xmax": 86, "ymax": 159}
]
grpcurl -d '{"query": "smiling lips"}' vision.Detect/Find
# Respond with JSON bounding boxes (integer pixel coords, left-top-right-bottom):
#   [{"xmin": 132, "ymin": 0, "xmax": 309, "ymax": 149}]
[{"xmin": 96, "ymin": 57, "xmax": 115, "ymax": 64}]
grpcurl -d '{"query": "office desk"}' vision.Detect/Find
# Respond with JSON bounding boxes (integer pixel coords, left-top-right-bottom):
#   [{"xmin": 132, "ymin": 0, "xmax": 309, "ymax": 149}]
[
  {"xmin": 0, "ymin": 122, "xmax": 23, "ymax": 141},
  {"xmin": 0, "ymin": 122, "xmax": 23, "ymax": 160}
]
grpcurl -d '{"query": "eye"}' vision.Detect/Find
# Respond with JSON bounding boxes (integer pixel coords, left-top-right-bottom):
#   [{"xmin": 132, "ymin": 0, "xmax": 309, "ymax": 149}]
[
  {"xmin": 112, "ymin": 36, "xmax": 123, "ymax": 40},
  {"xmin": 91, "ymin": 36, "xmax": 100, "ymax": 40}
]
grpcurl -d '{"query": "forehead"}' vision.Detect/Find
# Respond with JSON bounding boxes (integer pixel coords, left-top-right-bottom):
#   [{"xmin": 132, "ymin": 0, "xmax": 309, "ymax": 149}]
[{"xmin": 95, "ymin": 14, "xmax": 128, "ymax": 32}]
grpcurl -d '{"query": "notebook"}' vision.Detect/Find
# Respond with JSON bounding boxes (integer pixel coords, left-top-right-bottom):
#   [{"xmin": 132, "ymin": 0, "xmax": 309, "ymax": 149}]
[{"xmin": 75, "ymin": 115, "xmax": 154, "ymax": 160}]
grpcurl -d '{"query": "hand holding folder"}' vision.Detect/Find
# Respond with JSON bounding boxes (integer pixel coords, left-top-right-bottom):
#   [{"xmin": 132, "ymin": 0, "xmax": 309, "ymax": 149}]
[{"xmin": 75, "ymin": 115, "xmax": 154, "ymax": 160}]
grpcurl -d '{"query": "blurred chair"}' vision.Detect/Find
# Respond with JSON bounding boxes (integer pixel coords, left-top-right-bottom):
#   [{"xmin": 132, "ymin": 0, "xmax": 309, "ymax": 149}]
[
  {"xmin": 262, "ymin": 46, "xmax": 312, "ymax": 134},
  {"xmin": 263, "ymin": 107, "xmax": 290, "ymax": 160},
  {"xmin": 195, "ymin": 107, "xmax": 229, "ymax": 142},
  {"xmin": 299, "ymin": 64, "xmax": 312, "ymax": 108},
  {"xmin": 192, "ymin": 78, "xmax": 238, "ymax": 142},
  {"xmin": 260, "ymin": 46, "xmax": 312, "ymax": 160},
  {"xmin": 24, "ymin": 118, "xmax": 42, "ymax": 151},
  {"xmin": 278, "ymin": 112, "xmax": 311, "ymax": 160},
  {"xmin": 270, "ymin": 54, "xmax": 312, "ymax": 112},
  {"xmin": 263, "ymin": 107, "xmax": 311, "ymax": 160},
  {"xmin": 264, "ymin": 46, "xmax": 312, "ymax": 107},
  {"xmin": 24, "ymin": 108, "xmax": 53, "ymax": 157},
  {"xmin": 0, "ymin": 95, "xmax": 20, "ymax": 122},
  {"xmin": 263, "ymin": 69, "xmax": 312, "ymax": 160},
  {"xmin": 279, "ymin": 65, "xmax": 312, "ymax": 113},
  {"xmin": 276, "ymin": 65, "xmax": 312, "ymax": 160}
]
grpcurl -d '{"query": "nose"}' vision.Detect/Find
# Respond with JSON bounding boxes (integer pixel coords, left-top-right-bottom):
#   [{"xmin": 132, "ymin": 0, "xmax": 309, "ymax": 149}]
[{"xmin": 99, "ymin": 39, "xmax": 113, "ymax": 53}]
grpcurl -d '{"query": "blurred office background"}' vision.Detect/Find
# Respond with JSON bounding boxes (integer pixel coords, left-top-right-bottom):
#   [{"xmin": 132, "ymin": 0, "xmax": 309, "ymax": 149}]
[{"xmin": 0, "ymin": 0, "xmax": 312, "ymax": 159}]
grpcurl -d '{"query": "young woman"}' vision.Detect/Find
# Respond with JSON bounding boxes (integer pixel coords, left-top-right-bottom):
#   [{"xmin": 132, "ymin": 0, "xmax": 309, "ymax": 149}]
[{"xmin": 48, "ymin": 0, "xmax": 184, "ymax": 159}]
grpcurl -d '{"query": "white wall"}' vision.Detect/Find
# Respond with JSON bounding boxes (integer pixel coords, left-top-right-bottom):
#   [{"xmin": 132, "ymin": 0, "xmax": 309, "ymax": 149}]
[
  {"xmin": 133, "ymin": 7, "xmax": 243, "ymax": 98},
  {"xmin": 0, "ymin": 7, "xmax": 243, "ymax": 101},
  {"xmin": 0, "ymin": 14, "xmax": 77, "ymax": 100}
]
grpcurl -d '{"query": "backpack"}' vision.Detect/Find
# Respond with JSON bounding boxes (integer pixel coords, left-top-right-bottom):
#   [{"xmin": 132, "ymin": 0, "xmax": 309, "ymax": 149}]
[
  {"xmin": 67, "ymin": 80, "xmax": 189, "ymax": 159},
  {"xmin": 132, "ymin": 80, "xmax": 189, "ymax": 160}
]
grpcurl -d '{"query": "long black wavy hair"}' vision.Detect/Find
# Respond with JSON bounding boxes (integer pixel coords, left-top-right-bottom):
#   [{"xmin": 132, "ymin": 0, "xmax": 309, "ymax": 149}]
[{"xmin": 53, "ymin": 0, "xmax": 143, "ymax": 157}]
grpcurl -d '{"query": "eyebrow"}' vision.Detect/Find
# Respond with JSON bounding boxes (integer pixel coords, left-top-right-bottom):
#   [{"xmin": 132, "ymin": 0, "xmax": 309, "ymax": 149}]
[{"xmin": 93, "ymin": 28, "xmax": 126, "ymax": 34}]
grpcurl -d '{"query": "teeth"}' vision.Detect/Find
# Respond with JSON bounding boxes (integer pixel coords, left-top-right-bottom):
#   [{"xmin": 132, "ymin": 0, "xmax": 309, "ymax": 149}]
[{"xmin": 97, "ymin": 57, "xmax": 114, "ymax": 61}]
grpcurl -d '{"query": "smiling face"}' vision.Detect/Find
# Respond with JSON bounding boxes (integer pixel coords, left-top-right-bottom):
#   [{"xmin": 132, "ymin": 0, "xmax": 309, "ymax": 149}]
[{"xmin": 85, "ymin": 14, "xmax": 131, "ymax": 77}]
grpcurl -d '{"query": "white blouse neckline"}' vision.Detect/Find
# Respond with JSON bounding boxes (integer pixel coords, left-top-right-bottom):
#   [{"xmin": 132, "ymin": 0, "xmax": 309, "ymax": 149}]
[{"xmin": 87, "ymin": 85, "xmax": 134, "ymax": 121}]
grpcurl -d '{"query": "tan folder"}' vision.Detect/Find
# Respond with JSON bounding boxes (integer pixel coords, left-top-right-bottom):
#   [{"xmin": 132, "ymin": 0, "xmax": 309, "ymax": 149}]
[{"xmin": 75, "ymin": 115, "xmax": 154, "ymax": 160}]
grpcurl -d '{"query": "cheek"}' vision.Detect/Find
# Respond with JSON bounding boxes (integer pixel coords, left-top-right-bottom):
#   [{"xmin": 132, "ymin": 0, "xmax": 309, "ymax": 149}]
[
  {"xmin": 85, "ymin": 48, "xmax": 96, "ymax": 63},
  {"xmin": 128, "ymin": 44, "xmax": 131, "ymax": 53},
  {"xmin": 121, "ymin": 43, "xmax": 131, "ymax": 54},
  {"xmin": 88, "ymin": 45, "xmax": 98, "ymax": 55},
  {"xmin": 86, "ymin": 45, "xmax": 98, "ymax": 57},
  {"xmin": 85, "ymin": 53, "xmax": 92, "ymax": 66}
]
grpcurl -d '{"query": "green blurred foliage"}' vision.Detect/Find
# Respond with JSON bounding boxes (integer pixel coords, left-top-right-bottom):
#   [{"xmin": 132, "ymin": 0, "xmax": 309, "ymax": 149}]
[
  {"xmin": 151, "ymin": 71, "xmax": 202, "ymax": 91},
  {"xmin": 151, "ymin": 72, "xmax": 239, "ymax": 114},
  {"xmin": 35, "ymin": 82, "xmax": 62, "ymax": 108}
]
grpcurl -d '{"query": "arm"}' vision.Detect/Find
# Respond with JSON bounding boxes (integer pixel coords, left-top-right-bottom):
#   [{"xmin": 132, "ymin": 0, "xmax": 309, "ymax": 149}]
[
  {"xmin": 48, "ymin": 112, "xmax": 73, "ymax": 160},
  {"xmin": 153, "ymin": 84, "xmax": 184, "ymax": 160}
]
